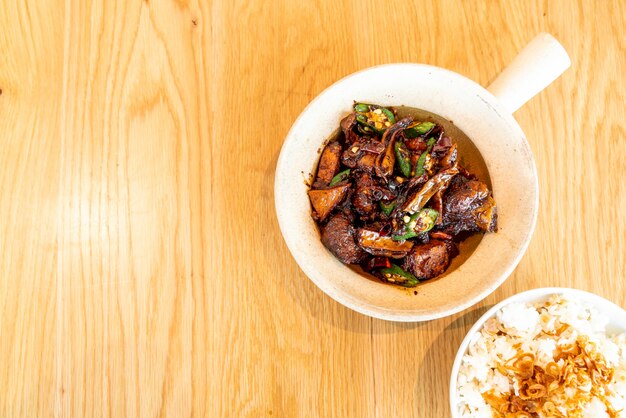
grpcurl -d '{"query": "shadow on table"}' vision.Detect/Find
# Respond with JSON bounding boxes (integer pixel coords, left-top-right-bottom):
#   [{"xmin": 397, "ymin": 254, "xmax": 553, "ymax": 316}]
[
  {"xmin": 413, "ymin": 304, "xmax": 493, "ymax": 416},
  {"xmin": 265, "ymin": 148, "xmax": 373, "ymax": 333},
  {"xmin": 265, "ymin": 147, "xmax": 495, "ymax": 335}
]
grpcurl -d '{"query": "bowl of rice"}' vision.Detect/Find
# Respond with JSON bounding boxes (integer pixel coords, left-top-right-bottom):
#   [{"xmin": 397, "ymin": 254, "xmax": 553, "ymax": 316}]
[{"xmin": 450, "ymin": 287, "xmax": 626, "ymax": 417}]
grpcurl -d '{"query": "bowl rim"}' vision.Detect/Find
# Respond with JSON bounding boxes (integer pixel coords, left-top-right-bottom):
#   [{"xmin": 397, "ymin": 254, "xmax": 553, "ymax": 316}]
[
  {"xmin": 274, "ymin": 62, "xmax": 539, "ymax": 321},
  {"xmin": 448, "ymin": 287, "xmax": 626, "ymax": 417}
]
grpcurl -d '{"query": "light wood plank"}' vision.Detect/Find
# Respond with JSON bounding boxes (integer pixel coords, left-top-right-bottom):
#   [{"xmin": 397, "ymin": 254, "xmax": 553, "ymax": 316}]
[
  {"xmin": 0, "ymin": 0, "xmax": 624, "ymax": 416},
  {"xmin": 0, "ymin": 1, "xmax": 63, "ymax": 416}
]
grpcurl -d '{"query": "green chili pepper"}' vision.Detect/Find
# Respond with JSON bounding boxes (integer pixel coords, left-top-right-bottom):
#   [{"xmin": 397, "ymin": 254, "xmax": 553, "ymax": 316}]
[
  {"xmin": 392, "ymin": 232, "xmax": 417, "ymax": 241},
  {"xmin": 416, "ymin": 121, "xmax": 435, "ymax": 135},
  {"xmin": 328, "ymin": 169, "xmax": 351, "ymax": 186},
  {"xmin": 416, "ymin": 208, "xmax": 439, "ymax": 231},
  {"xmin": 414, "ymin": 152, "xmax": 428, "ymax": 177},
  {"xmin": 353, "ymin": 103, "xmax": 396, "ymax": 134},
  {"xmin": 413, "ymin": 137, "xmax": 437, "ymax": 177},
  {"xmin": 355, "ymin": 113, "xmax": 374, "ymax": 133},
  {"xmin": 381, "ymin": 108, "xmax": 396, "ymax": 124},
  {"xmin": 354, "ymin": 103, "xmax": 370, "ymax": 113},
  {"xmin": 394, "ymin": 141, "xmax": 411, "ymax": 177},
  {"xmin": 392, "ymin": 208, "xmax": 439, "ymax": 241},
  {"xmin": 379, "ymin": 200, "xmax": 396, "ymax": 216},
  {"xmin": 405, "ymin": 121, "xmax": 435, "ymax": 139},
  {"xmin": 378, "ymin": 263, "xmax": 419, "ymax": 287}
]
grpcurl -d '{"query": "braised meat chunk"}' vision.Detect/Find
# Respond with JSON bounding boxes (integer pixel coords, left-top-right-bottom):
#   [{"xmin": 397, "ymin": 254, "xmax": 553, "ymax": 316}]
[
  {"xmin": 308, "ymin": 184, "xmax": 350, "ymax": 222},
  {"xmin": 308, "ymin": 102, "xmax": 498, "ymax": 287},
  {"xmin": 321, "ymin": 213, "xmax": 367, "ymax": 264},
  {"xmin": 402, "ymin": 240, "xmax": 458, "ymax": 280},
  {"xmin": 313, "ymin": 141, "xmax": 342, "ymax": 187},
  {"xmin": 351, "ymin": 173, "xmax": 395, "ymax": 221},
  {"xmin": 341, "ymin": 137, "xmax": 385, "ymax": 174},
  {"xmin": 441, "ymin": 176, "xmax": 497, "ymax": 235}
]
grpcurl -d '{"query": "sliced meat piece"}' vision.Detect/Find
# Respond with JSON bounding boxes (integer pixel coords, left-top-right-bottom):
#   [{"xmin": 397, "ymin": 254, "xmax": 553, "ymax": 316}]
[
  {"xmin": 354, "ymin": 152, "xmax": 377, "ymax": 174},
  {"xmin": 351, "ymin": 173, "xmax": 396, "ymax": 220},
  {"xmin": 341, "ymin": 152, "xmax": 359, "ymax": 168},
  {"xmin": 429, "ymin": 231, "xmax": 453, "ymax": 241},
  {"xmin": 441, "ymin": 177, "xmax": 497, "ymax": 235},
  {"xmin": 352, "ymin": 173, "xmax": 377, "ymax": 219},
  {"xmin": 404, "ymin": 137, "xmax": 427, "ymax": 152},
  {"xmin": 321, "ymin": 213, "xmax": 367, "ymax": 264},
  {"xmin": 439, "ymin": 143, "xmax": 458, "ymax": 169},
  {"xmin": 356, "ymin": 228, "xmax": 414, "ymax": 258},
  {"xmin": 341, "ymin": 137, "xmax": 385, "ymax": 172},
  {"xmin": 401, "ymin": 166, "xmax": 459, "ymax": 214},
  {"xmin": 402, "ymin": 240, "xmax": 458, "ymax": 279},
  {"xmin": 431, "ymin": 136, "xmax": 453, "ymax": 158},
  {"xmin": 340, "ymin": 113, "xmax": 359, "ymax": 144},
  {"xmin": 314, "ymin": 141, "xmax": 342, "ymax": 187},
  {"xmin": 308, "ymin": 184, "xmax": 350, "ymax": 222},
  {"xmin": 356, "ymin": 137, "xmax": 386, "ymax": 153},
  {"xmin": 375, "ymin": 117, "xmax": 413, "ymax": 179}
]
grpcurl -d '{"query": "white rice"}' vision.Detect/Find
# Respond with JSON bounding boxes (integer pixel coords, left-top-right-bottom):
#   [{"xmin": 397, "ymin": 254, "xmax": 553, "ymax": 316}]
[{"xmin": 456, "ymin": 295, "xmax": 626, "ymax": 417}]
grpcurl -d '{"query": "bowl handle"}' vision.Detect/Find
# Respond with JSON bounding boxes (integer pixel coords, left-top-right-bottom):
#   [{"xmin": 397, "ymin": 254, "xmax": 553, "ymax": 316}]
[{"xmin": 486, "ymin": 33, "xmax": 571, "ymax": 114}]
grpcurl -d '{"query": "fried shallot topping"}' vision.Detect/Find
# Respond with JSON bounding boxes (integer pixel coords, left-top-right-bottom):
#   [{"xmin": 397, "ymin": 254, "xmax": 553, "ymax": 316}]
[{"xmin": 482, "ymin": 336, "xmax": 619, "ymax": 417}]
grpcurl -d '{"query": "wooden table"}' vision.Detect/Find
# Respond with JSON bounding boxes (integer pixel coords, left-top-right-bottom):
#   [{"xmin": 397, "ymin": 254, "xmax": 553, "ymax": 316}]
[{"xmin": 1, "ymin": 1, "xmax": 624, "ymax": 416}]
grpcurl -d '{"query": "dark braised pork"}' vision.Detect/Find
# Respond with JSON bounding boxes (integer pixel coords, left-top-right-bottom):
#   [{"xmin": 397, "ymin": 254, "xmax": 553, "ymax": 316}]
[
  {"xmin": 441, "ymin": 176, "xmax": 497, "ymax": 235},
  {"xmin": 308, "ymin": 102, "xmax": 497, "ymax": 287},
  {"xmin": 321, "ymin": 213, "xmax": 367, "ymax": 264},
  {"xmin": 351, "ymin": 173, "xmax": 395, "ymax": 221},
  {"xmin": 402, "ymin": 240, "xmax": 458, "ymax": 280},
  {"xmin": 308, "ymin": 184, "xmax": 350, "ymax": 222},
  {"xmin": 313, "ymin": 141, "xmax": 342, "ymax": 187}
]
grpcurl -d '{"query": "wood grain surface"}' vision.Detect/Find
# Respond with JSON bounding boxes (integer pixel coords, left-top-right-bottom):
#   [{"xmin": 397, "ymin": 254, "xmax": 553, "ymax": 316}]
[{"xmin": 1, "ymin": 0, "xmax": 625, "ymax": 416}]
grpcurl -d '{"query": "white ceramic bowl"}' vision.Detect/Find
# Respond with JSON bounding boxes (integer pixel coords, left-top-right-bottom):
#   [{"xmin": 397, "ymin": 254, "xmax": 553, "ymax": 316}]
[
  {"xmin": 449, "ymin": 287, "xmax": 626, "ymax": 417},
  {"xmin": 275, "ymin": 34, "xmax": 570, "ymax": 321}
]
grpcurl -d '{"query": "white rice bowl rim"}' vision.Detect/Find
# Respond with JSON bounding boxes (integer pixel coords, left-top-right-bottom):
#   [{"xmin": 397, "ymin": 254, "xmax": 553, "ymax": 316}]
[{"xmin": 449, "ymin": 287, "xmax": 626, "ymax": 417}]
